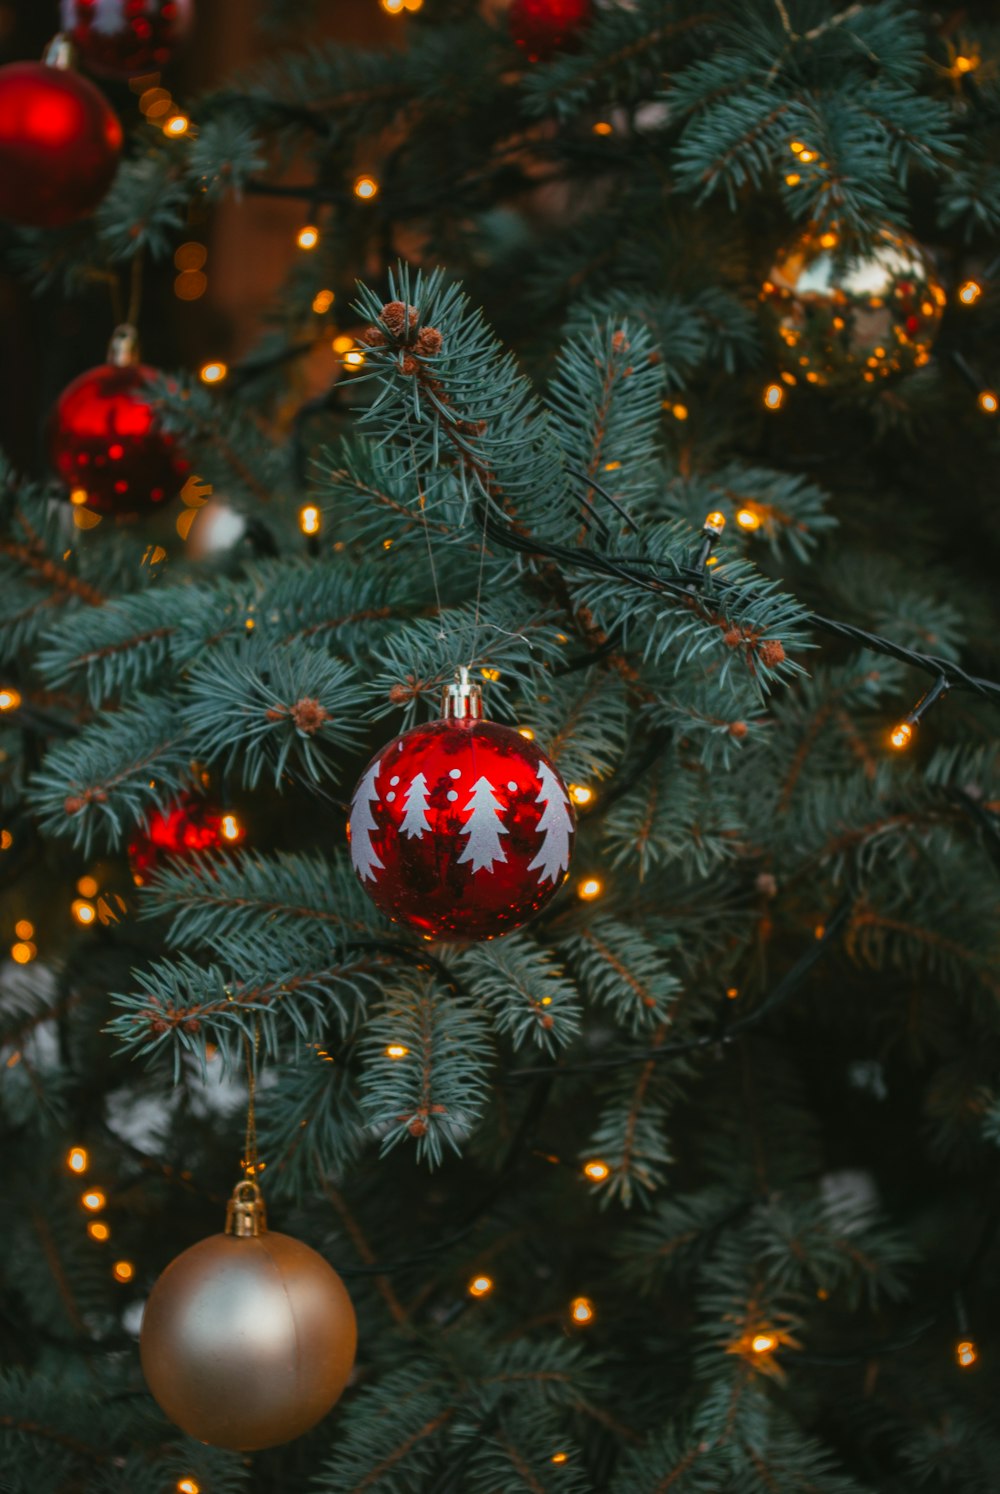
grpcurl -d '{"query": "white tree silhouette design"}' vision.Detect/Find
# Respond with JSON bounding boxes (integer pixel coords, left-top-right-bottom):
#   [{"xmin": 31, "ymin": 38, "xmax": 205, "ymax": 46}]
[
  {"xmin": 527, "ymin": 760, "xmax": 573, "ymax": 885},
  {"xmin": 457, "ymin": 775, "xmax": 509, "ymax": 874},
  {"xmin": 349, "ymin": 762, "xmax": 384, "ymax": 881}
]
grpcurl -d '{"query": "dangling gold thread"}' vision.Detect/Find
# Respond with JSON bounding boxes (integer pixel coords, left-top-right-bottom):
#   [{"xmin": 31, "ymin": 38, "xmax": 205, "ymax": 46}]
[{"xmin": 243, "ymin": 1017, "xmax": 262, "ymax": 1178}]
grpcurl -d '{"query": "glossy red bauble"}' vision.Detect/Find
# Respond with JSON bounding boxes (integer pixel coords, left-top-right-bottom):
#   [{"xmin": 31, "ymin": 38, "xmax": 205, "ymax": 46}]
[
  {"xmin": 348, "ymin": 690, "xmax": 574, "ymax": 941},
  {"xmin": 128, "ymin": 795, "xmax": 244, "ymax": 885},
  {"xmin": 51, "ymin": 362, "xmax": 190, "ymax": 516},
  {"xmin": 61, "ymin": 0, "xmax": 194, "ymax": 79},
  {"xmin": 508, "ymin": 0, "xmax": 591, "ymax": 62},
  {"xmin": 0, "ymin": 61, "xmax": 122, "ymax": 228}
]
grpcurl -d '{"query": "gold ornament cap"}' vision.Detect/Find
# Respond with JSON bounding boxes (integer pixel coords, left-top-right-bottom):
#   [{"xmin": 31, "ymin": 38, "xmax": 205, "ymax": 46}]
[
  {"xmin": 443, "ymin": 665, "xmax": 483, "ymax": 722},
  {"xmin": 225, "ymin": 1179, "xmax": 267, "ymax": 1238}
]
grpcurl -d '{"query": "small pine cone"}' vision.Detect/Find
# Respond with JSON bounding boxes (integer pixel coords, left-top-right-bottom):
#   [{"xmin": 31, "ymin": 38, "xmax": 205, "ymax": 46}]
[
  {"xmin": 65, "ymin": 796, "xmax": 84, "ymax": 815},
  {"xmin": 184, "ymin": 1018, "xmax": 201, "ymax": 1034},
  {"xmin": 399, "ymin": 354, "xmax": 418, "ymax": 376},
  {"xmin": 758, "ymin": 640, "xmax": 786, "ymax": 668},
  {"xmin": 290, "ymin": 697, "xmax": 330, "ymax": 734},
  {"xmin": 612, "ymin": 330, "xmax": 629, "ymax": 352},
  {"xmin": 361, "ymin": 326, "xmax": 387, "ymax": 347},
  {"xmin": 408, "ymin": 1117, "xmax": 428, "ymax": 1138},
  {"xmin": 729, "ymin": 721, "xmax": 748, "ymax": 739},
  {"xmin": 756, "ymin": 872, "xmax": 777, "ymax": 898},
  {"xmin": 541, "ymin": 1014, "xmax": 554, "ymax": 1030},
  {"xmin": 149, "ymin": 1017, "xmax": 168, "ymax": 1034},
  {"xmin": 389, "ymin": 676, "xmax": 424, "ymax": 704},
  {"xmin": 379, "ymin": 300, "xmax": 408, "ymax": 337},
  {"xmin": 415, "ymin": 326, "xmax": 443, "ymax": 356},
  {"xmin": 265, "ymin": 706, "xmax": 286, "ymax": 722},
  {"xmin": 723, "ymin": 628, "xmax": 743, "ymax": 649}
]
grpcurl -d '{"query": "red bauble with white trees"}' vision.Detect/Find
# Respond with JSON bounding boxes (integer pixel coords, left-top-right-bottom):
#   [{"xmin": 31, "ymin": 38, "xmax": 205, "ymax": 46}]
[
  {"xmin": 51, "ymin": 325, "xmax": 190, "ymax": 517},
  {"xmin": 508, "ymin": 0, "xmax": 591, "ymax": 62},
  {"xmin": 60, "ymin": 0, "xmax": 194, "ymax": 79},
  {"xmin": 348, "ymin": 674, "xmax": 575, "ymax": 941},
  {"xmin": 0, "ymin": 41, "xmax": 122, "ymax": 229}
]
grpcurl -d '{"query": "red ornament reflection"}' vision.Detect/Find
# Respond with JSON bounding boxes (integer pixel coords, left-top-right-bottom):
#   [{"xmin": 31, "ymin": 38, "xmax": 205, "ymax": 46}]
[
  {"xmin": 51, "ymin": 363, "xmax": 190, "ymax": 516},
  {"xmin": 0, "ymin": 62, "xmax": 122, "ymax": 228}
]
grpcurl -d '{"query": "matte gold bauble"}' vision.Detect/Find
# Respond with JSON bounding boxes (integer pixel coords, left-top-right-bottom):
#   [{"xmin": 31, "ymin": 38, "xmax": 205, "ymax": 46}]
[
  {"xmin": 762, "ymin": 226, "xmax": 945, "ymax": 390},
  {"xmin": 140, "ymin": 1182, "xmax": 357, "ymax": 1450}
]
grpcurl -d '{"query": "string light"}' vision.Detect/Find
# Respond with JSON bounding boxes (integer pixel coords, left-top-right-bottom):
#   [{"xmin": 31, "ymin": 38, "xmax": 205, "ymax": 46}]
[
  {"xmin": 726, "ymin": 986, "xmax": 739, "ymax": 999},
  {"xmin": 889, "ymin": 721, "xmax": 913, "ymax": 750},
  {"xmin": 736, "ymin": 506, "xmax": 762, "ymax": 531},
  {"xmin": 344, "ymin": 350, "xmax": 366, "ymax": 368},
  {"xmin": 174, "ymin": 269, "xmax": 206, "ymax": 301},
  {"xmin": 888, "ymin": 676, "xmax": 949, "ymax": 753},
  {"xmin": 177, "ymin": 1480, "xmax": 201, "ymax": 1494},
  {"xmin": 354, "ymin": 175, "xmax": 379, "ymax": 200},
  {"xmin": 112, "ymin": 1260, "xmax": 135, "ymax": 1283},
  {"xmin": 385, "ymin": 1044, "xmax": 410, "ymax": 1059},
  {"xmin": 220, "ymin": 813, "xmax": 242, "ymax": 842},
  {"xmin": 88, "ymin": 1220, "xmax": 110, "ymax": 1241},
  {"xmin": 978, "ymin": 391, "xmax": 997, "ymax": 414},
  {"xmin": 785, "ymin": 173, "xmax": 801, "ymax": 186},
  {"xmin": 583, "ymin": 1160, "xmax": 609, "ymax": 1181},
  {"xmin": 14, "ymin": 920, "xmax": 33, "ymax": 940},
  {"xmin": 199, "ymin": 361, "xmax": 227, "ymax": 384},
  {"xmin": 381, "ymin": 0, "xmax": 405, "ymax": 12},
  {"xmin": 703, "ymin": 511, "xmax": 726, "ymax": 536},
  {"xmin": 299, "ymin": 504, "xmax": 322, "ymax": 536},
  {"xmin": 0, "ymin": 687, "xmax": 21, "ymax": 711},
  {"xmin": 953, "ymin": 54, "xmax": 977, "ymax": 74},
  {"xmin": 77, "ymin": 875, "xmax": 98, "ymax": 897},
  {"xmin": 763, "ymin": 383, "xmax": 784, "ymax": 410},
  {"xmin": 402, "ymin": 0, "xmax": 423, "ymax": 11},
  {"xmin": 82, "ymin": 1190, "xmax": 106, "ymax": 1212},
  {"xmin": 163, "ymin": 112, "xmax": 190, "ymax": 136},
  {"xmin": 577, "ymin": 877, "xmax": 603, "ymax": 901},
  {"xmin": 956, "ymin": 1339, "xmax": 978, "ymax": 1367},
  {"xmin": 312, "ymin": 289, "xmax": 335, "ymax": 314},
  {"xmin": 789, "ymin": 140, "xmax": 805, "ymax": 154},
  {"xmin": 67, "ymin": 1147, "xmax": 88, "ymax": 1173},
  {"xmin": 72, "ymin": 898, "xmax": 96, "ymax": 925},
  {"xmin": 480, "ymin": 667, "xmax": 501, "ymax": 682},
  {"xmin": 332, "ymin": 334, "xmax": 355, "ymax": 354},
  {"xmin": 297, "ymin": 225, "xmax": 320, "ymax": 250},
  {"xmin": 10, "ymin": 942, "xmax": 35, "ymax": 964},
  {"xmin": 592, "ymin": 120, "xmax": 613, "ymax": 136},
  {"xmin": 670, "ymin": 402, "xmax": 689, "ymax": 420},
  {"xmin": 958, "ymin": 280, "xmax": 982, "ymax": 306},
  {"xmin": 468, "ymin": 1274, "xmax": 494, "ymax": 1297},
  {"xmin": 517, "ymin": 727, "xmax": 535, "ymax": 740},
  {"xmin": 818, "ymin": 230, "xmax": 838, "ymax": 249},
  {"xmin": 551, "ymin": 1452, "xmax": 569, "ymax": 1464},
  {"xmin": 568, "ymin": 784, "xmax": 594, "ymax": 807},
  {"xmin": 1, "ymin": 831, "xmax": 12, "ymax": 850},
  {"xmin": 570, "ymin": 1296, "xmax": 595, "ymax": 1325},
  {"xmin": 751, "ymin": 1333, "xmax": 776, "ymax": 1353}
]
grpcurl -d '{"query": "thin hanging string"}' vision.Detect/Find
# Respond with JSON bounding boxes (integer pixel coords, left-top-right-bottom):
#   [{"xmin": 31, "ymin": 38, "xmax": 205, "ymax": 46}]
[
  {"xmin": 470, "ymin": 486, "xmax": 492, "ymax": 668},
  {"xmin": 402, "ymin": 408, "xmax": 449, "ymax": 656},
  {"xmin": 242, "ymin": 1018, "xmax": 261, "ymax": 1178},
  {"xmin": 126, "ymin": 252, "xmax": 144, "ymax": 329}
]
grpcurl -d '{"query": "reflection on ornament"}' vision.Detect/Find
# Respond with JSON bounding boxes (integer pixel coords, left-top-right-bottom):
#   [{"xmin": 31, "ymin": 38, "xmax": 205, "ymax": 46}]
[
  {"xmin": 762, "ymin": 227, "xmax": 944, "ymax": 390},
  {"xmin": 348, "ymin": 668, "xmax": 574, "ymax": 940},
  {"xmin": 0, "ymin": 48, "xmax": 122, "ymax": 228},
  {"xmin": 61, "ymin": 0, "xmax": 194, "ymax": 78},
  {"xmin": 140, "ymin": 1180, "xmax": 356, "ymax": 1450},
  {"xmin": 128, "ymin": 792, "xmax": 244, "ymax": 885}
]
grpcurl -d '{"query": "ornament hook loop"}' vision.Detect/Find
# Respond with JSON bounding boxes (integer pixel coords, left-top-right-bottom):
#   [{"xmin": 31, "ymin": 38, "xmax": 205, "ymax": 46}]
[
  {"xmin": 226, "ymin": 1179, "xmax": 267, "ymax": 1238},
  {"xmin": 443, "ymin": 665, "xmax": 483, "ymax": 722},
  {"xmin": 107, "ymin": 324, "xmax": 140, "ymax": 368}
]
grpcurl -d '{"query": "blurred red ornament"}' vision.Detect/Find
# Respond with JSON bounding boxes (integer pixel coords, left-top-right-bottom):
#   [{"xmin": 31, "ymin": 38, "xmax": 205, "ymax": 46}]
[
  {"xmin": 61, "ymin": 0, "xmax": 194, "ymax": 78},
  {"xmin": 508, "ymin": 0, "xmax": 590, "ymax": 61},
  {"xmin": 348, "ymin": 672, "xmax": 574, "ymax": 941},
  {"xmin": 128, "ymin": 794, "xmax": 244, "ymax": 885},
  {"xmin": 0, "ymin": 45, "xmax": 122, "ymax": 228},
  {"xmin": 51, "ymin": 325, "xmax": 190, "ymax": 517}
]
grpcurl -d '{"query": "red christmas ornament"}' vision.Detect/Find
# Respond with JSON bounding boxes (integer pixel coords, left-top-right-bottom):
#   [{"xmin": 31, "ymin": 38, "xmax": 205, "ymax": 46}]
[
  {"xmin": 60, "ymin": 0, "xmax": 194, "ymax": 79},
  {"xmin": 128, "ymin": 793, "xmax": 244, "ymax": 885},
  {"xmin": 508, "ymin": 0, "xmax": 591, "ymax": 62},
  {"xmin": 0, "ymin": 40, "xmax": 122, "ymax": 229},
  {"xmin": 51, "ymin": 325, "xmax": 190, "ymax": 517},
  {"xmin": 348, "ymin": 672, "xmax": 575, "ymax": 941}
]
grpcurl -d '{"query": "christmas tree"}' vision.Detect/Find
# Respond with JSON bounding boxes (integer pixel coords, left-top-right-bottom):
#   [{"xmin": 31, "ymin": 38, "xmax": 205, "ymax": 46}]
[{"xmin": 1, "ymin": 0, "xmax": 1000, "ymax": 1489}]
